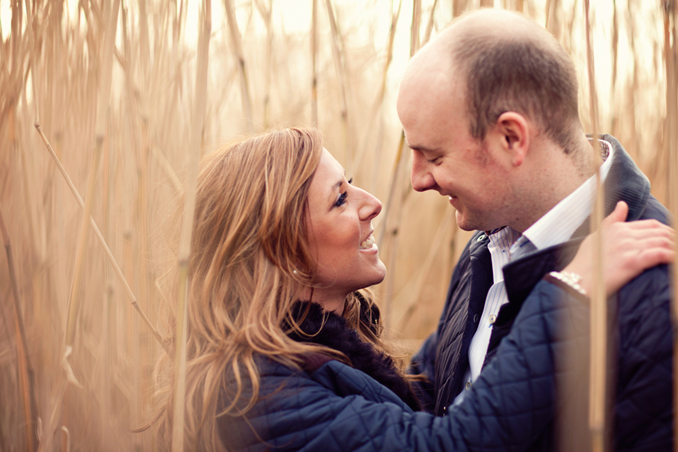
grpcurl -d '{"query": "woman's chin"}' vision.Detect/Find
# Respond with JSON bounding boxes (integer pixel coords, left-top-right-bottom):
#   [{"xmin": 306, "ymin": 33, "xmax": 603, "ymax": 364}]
[{"xmin": 362, "ymin": 264, "xmax": 387, "ymax": 289}]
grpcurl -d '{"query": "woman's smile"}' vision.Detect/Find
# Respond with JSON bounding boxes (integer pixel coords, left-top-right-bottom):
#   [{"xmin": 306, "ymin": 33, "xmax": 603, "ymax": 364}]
[
  {"xmin": 304, "ymin": 149, "xmax": 386, "ymax": 313},
  {"xmin": 359, "ymin": 232, "xmax": 376, "ymax": 251}
]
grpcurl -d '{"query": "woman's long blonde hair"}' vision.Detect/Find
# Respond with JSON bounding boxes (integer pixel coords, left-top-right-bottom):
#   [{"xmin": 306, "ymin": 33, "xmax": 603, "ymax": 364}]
[{"xmin": 153, "ymin": 128, "xmax": 388, "ymax": 451}]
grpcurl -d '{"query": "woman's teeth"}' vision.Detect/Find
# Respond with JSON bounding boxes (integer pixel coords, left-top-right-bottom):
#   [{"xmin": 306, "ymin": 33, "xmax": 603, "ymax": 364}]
[{"xmin": 360, "ymin": 234, "xmax": 375, "ymax": 250}]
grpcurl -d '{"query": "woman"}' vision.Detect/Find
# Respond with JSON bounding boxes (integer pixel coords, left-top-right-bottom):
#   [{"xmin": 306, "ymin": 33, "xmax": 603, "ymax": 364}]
[{"xmin": 153, "ymin": 128, "xmax": 673, "ymax": 451}]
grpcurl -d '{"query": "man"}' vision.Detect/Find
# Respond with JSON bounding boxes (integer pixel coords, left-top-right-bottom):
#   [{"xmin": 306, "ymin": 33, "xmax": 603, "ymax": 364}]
[{"xmin": 398, "ymin": 9, "xmax": 672, "ymax": 450}]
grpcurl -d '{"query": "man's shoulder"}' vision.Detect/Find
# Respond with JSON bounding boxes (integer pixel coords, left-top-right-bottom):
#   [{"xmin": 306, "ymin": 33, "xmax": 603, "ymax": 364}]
[
  {"xmin": 614, "ymin": 193, "xmax": 670, "ymax": 309},
  {"xmin": 616, "ymin": 193, "xmax": 671, "ymax": 349},
  {"xmin": 636, "ymin": 194, "xmax": 670, "ymax": 224},
  {"xmin": 618, "ymin": 262, "xmax": 670, "ymax": 320},
  {"xmin": 618, "ymin": 193, "xmax": 671, "ymax": 304}
]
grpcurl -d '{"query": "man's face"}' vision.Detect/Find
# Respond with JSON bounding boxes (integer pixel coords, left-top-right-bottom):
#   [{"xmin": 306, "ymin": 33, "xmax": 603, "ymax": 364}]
[{"xmin": 397, "ymin": 62, "xmax": 513, "ymax": 232}]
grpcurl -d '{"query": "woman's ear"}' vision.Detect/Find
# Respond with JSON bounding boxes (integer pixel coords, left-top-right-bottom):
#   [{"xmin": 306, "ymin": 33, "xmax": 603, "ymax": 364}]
[{"xmin": 491, "ymin": 112, "xmax": 530, "ymax": 167}]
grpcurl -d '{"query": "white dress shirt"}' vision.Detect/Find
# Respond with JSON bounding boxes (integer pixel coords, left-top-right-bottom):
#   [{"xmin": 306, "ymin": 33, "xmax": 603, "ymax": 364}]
[{"xmin": 453, "ymin": 139, "xmax": 614, "ymax": 405}]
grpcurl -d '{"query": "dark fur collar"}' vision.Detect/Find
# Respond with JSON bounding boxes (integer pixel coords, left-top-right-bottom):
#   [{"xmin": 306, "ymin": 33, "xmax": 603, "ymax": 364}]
[{"xmin": 285, "ymin": 301, "xmax": 421, "ymax": 412}]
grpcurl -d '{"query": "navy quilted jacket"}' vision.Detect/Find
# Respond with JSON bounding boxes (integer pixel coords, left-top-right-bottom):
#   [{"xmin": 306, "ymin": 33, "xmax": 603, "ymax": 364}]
[
  {"xmin": 410, "ymin": 135, "xmax": 673, "ymax": 450},
  {"xmin": 218, "ymin": 280, "xmax": 591, "ymax": 451}
]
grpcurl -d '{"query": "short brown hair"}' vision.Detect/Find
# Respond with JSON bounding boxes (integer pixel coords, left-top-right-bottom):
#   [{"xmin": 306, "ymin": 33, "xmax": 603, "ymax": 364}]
[{"xmin": 450, "ymin": 28, "xmax": 580, "ymax": 153}]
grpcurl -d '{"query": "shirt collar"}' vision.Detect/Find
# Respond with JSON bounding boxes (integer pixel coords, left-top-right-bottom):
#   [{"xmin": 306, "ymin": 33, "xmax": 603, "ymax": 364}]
[{"xmin": 487, "ymin": 226, "xmax": 522, "ymax": 282}]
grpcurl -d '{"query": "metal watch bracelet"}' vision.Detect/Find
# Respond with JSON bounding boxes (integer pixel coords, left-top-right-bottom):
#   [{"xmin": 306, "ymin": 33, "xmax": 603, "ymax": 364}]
[{"xmin": 547, "ymin": 271, "xmax": 587, "ymax": 297}]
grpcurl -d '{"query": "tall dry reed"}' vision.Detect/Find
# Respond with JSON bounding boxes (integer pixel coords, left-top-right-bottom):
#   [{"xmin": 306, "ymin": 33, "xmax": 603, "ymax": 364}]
[
  {"xmin": 583, "ymin": 0, "xmax": 608, "ymax": 449},
  {"xmin": 0, "ymin": 1, "xmax": 674, "ymax": 451},
  {"xmin": 171, "ymin": 1, "xmax": 212, "ymax": 451},
  {"xmin": 662, "ymin": 2, "xmax": 678, "ymax": 451}
]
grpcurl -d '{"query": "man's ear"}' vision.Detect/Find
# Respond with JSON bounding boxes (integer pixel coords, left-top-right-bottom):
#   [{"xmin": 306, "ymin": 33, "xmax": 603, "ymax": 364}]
[{"xmin": 492, "ymin": 112, "xmax": 530, "ymax": 167}]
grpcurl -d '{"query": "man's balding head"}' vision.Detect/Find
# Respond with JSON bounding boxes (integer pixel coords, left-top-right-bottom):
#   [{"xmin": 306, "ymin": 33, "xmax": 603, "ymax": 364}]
[
  {"xmin": 397, "ymin": 9, "xmax": 594, "ymax": 232},
  {"xmin": 403, "ymin": 9, "xmax": 581, "ymax": 153}
]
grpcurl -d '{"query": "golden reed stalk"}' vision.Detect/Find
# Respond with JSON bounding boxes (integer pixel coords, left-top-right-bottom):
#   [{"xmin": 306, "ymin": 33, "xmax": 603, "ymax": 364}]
[
  {"xmin": 172, "ymin": 1, "xmax": 211, "ymax": 450},
  {"xmin": 325, "ymin": 0, "xmax": 351, "ymax": 160},
  {"xmin": 66, "ymin": 0, "xmax": 121, "ymax": 347},
  {"xmin": 224, "ymin": 0, "xmax": 253, "ymax": 132},
  {"xmin": 662, "ymin": 3, "xmax": 678, "ymax": 452},
  {"xmin": 64, "ymin": 137, "xmax": 103, "ymax": 347},
  {"xmin": 254, "ymin": 0, "xmax": 274, "ymax": 128},
  {"xmin": 349, "ymin": 0, "xmax": 402, "ymax": 177},
  {"xmin": 410, "ymin": 0, "xmax": 421, "ymax": 56},
  {"xmin": 377, "ymin": 132, "xmax": 405, "ymax": 251},
  {"xmin": 422, "ymin": 0, "xmax": 439, "ymax": 46},
  {"xmin": 584, "ymin": 1, "xmax": 607, "ymax": 451},
  {"xmin": 34, "ymin": 124, "xmax": 167, "ymax": 353},
  {"xmin": 396, "ymin": 211, "xmax": 453, "ymax": 331},
  {"xmin": 3, "ymin": 1, "xmax": 673, "ymax": 449},
  {"xmin": 380, "ymin": 0, "xmax": 425, "ymax": 327},
  {"xmin": 377, "ymin": 0, "xmax": 422, "ymax": 252},
  {"xmin": 377, "ymin": 132, "xmax": 406, "ymax": 330},
  {"xmin": 311, "ymin": 0, "xmax": 318, "ymax": 126},
  {"xmin": 0, "ymin": 207, "xmax": 38, "ymax": 452}
]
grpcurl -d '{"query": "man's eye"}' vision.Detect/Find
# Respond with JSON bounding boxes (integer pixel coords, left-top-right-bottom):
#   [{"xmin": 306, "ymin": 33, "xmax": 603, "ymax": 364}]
[{"xmin": 335, "ymin": 191, "xmax": 348, "ymax": 207}]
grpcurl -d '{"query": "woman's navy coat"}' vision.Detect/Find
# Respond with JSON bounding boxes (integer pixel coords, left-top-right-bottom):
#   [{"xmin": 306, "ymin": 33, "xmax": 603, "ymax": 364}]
[{"xmin": 218, "ymin": 279, "xmax": 590, "ymax": 452}]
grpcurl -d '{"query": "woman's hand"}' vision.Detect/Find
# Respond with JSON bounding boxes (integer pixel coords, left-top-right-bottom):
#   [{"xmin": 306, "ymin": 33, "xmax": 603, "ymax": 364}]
[{"xmin": 563, "ymin": 201, "xmax": 675, "ymax": 297}]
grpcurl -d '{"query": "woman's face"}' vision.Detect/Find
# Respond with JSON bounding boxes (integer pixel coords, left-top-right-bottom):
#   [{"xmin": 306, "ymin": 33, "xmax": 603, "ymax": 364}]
[{"xmin": 305, "ymin": 149, "xmax": 386, "ymax": 313}]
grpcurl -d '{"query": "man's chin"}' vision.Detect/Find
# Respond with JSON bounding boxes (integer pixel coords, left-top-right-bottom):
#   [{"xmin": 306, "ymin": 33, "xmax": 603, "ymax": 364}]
[
  {"xmin": 454, "ymin": 211, "xmax": 476, "ymax": 232},
  {"xmin": 455, "ymin": 210, "xmax": 499, "ymax": 233}
]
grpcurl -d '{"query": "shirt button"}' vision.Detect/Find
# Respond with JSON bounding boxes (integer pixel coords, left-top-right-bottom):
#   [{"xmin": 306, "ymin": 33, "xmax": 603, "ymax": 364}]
[
  {"xmin": 489, "ymin": 314, "xmax": 497, "ymax": 325},
  {"xmin": 442, "ymin": 406, "xmax": 447, "ymax": 416},
  {"xmin": 466, "ymin": 381, "xmax": 472, "ymax": 390},
  {"xmin": 473, "ymin": 314, "xmax": 479, "ymax": 323}
]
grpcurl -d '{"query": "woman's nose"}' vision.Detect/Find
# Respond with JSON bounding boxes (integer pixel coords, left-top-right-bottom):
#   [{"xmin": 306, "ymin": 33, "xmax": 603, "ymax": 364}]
[{"xmin": 358, "ymin": 188, "xmax": 382, "ymax": 222}]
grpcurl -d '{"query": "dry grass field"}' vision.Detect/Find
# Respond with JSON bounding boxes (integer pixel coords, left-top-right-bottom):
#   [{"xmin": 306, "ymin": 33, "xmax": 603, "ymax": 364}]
[{"xmin": 0, "ymin": 0, "xmax": 676, "ymax": 450}]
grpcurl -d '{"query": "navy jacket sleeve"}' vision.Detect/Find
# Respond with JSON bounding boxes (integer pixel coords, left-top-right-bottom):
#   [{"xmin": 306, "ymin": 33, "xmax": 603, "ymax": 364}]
[
  {"xmin": 219, "ymin": 279, "xmax": 589, "ymax": 452},
  {"xmin": 613, "ymin": 264, "xmax": 672, "ymax": 450}
]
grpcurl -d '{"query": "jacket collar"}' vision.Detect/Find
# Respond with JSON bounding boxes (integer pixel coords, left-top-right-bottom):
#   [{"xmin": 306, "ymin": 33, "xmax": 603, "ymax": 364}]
[
  {"xmin": 571, "ymin": 134, "xmax": 650, "ymax": 237},
  {"xmin": 285, "ymin": 301, "xmax": 422, "ymax": 411}
]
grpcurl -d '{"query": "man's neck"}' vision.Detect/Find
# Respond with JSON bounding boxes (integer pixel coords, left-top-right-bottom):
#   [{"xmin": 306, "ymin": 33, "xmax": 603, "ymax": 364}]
[{"xmin": 509, "ymin": 134, "xmax": 595, "ymax": 233}]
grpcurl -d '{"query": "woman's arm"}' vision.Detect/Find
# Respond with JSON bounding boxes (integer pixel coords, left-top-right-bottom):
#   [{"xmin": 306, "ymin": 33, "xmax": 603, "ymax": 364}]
[
  {"xmin": 219, "ymin": 202, "xmax": 674, "ymax": 452},
  {"xmin": 219, "ymin": 281, "xmax": 586, "ymax": 452},
  {"xmin": 563, "ymin": 200, "xmax": 674, "ymax": 296}
]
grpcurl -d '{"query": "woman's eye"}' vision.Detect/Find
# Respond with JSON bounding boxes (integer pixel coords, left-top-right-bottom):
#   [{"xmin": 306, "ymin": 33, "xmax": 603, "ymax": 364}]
[
  {"xmin": 347, "ymin": 177, "xmax": 353, "ymax": 185},
  {"xmin": 335, "ymin": 191, "xmax": 348, "ymax": 207}
]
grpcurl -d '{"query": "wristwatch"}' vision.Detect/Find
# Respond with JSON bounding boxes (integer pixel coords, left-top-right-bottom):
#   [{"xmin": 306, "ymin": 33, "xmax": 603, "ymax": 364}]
[{"xmin": 548, "ymin": 271, "xmax": 587, "ymax": 297}]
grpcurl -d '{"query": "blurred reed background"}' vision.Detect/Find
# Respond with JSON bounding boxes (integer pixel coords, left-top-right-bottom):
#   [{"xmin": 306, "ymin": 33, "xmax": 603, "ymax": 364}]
[{"xmin": 0, "ymin": 0, "xmax": 675, "ymax": 450}]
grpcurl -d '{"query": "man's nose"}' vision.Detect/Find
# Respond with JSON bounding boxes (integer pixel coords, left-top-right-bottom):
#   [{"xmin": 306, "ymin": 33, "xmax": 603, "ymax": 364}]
[{"xmin": 411, "ymin": 152, "xmax": 435, "ymax": 192}]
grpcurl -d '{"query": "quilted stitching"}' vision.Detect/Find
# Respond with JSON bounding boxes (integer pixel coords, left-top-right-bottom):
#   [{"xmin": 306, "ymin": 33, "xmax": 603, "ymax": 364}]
[
  {"xmin": 410, "ymin": 136, "xmax": 674, "ymax": 451},
  {"xmin": 218, "ymin": 281, "xmax": 589, "ymax": 452}
]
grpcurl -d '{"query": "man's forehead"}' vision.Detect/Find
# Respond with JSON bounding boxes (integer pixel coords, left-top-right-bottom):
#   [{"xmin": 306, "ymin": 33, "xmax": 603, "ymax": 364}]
[
  {"xmin": 398, "ymin": 69, "xmax": 464, "ymax": 120},
  {"xmin": 405, "ymin": 42, "xmax": 454, "ymax": 78}
]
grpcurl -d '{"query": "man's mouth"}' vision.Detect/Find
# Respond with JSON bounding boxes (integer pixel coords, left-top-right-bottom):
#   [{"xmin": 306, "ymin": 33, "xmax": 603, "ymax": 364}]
[{"xmin": 360, "ymin": 233, "xmax": 376, "ymax": 250}]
